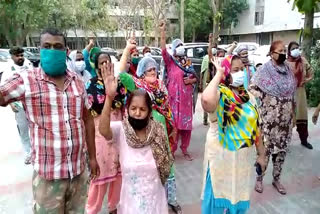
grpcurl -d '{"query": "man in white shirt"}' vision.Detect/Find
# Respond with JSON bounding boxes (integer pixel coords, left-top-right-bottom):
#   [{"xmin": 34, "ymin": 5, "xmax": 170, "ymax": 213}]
[{"xmin": 1, "ymin": 47, "xmax": 32, "ymax": 164}]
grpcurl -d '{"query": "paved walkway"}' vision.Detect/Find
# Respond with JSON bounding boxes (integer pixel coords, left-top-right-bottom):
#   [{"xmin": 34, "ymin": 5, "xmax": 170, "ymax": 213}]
[{"xmin": 0, "ymin": 95, "xmax": 319, "ymax": 214}]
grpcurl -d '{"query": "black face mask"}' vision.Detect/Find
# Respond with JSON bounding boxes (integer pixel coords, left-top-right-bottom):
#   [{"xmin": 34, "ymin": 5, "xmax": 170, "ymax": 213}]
[
  {"xmin": 128, "ymin": 115, "xmax": 149, "ymax": 130},
  {"xmin": 275, "ymin": 53, "xmax": 286, "ymax": 64}
]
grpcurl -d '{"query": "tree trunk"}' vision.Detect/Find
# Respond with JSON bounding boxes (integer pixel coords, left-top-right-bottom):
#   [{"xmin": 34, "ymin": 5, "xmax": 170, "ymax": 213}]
[
  {"xmin": 154, "ymin": 25, "xmax": 159, "ymax": 47},
  {"xmin": 302, "ymin": 8, "xmax": 314, "ymax": 61},
  {"xmin": 211, "ymin": 0, "xmax": 220, "ymax": 44},
  {"xmin": 26, "ymin": 34, "xmax": 31, "ymax": 47},
  {"xmin": 192, "ymin": 28, "xmax": 196, "ymax": 42},
  {"xmin": 180, "ymin": 0, "xmax": 185, "ymax": 42}
]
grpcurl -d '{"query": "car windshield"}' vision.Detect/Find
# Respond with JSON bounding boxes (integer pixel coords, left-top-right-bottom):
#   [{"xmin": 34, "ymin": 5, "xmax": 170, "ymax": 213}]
[
  {"xmin": 0, "ymin": 50, "xmax": 10, "ymax": 59},
  {"xmin": 253, "ymin": 46, "xmax": 270, "ymax": 56}
]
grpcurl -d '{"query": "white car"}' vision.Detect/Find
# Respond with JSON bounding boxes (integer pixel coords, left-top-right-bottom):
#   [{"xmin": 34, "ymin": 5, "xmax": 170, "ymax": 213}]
[{"xmin": 249, "ymin": 45, "xmax": 271, "ymax": 67}]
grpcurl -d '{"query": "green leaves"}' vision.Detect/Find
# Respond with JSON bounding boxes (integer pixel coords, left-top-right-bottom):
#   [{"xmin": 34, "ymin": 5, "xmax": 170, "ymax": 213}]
[{"xmin": 289, "ymin": 0, "xmax": 320, "ymax": 13}]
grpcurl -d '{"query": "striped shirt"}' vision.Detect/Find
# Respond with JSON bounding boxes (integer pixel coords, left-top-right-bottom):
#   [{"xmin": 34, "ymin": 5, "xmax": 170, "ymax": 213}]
[{"xmin": 0, "ymin": 67, "xmax": 89, "ymax": 180}]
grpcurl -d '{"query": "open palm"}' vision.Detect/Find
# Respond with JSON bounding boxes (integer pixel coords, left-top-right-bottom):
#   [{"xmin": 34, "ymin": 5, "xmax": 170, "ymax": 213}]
[{"xmin": 101, "ymin": 62, "xmax": 118, "ymax": 98}]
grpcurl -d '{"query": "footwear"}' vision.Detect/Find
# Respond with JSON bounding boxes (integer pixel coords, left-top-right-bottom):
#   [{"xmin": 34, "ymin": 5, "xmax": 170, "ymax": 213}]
[
  {"xmin": 183, "ymin": 153, "xmax": 193, "ymax": 161},
  {"xmin": 254, "ymin": 176, "xmax": 263, "ymax": 193},
  {"xmin": 272, "ymin": 180, "xmax": 287, "ymax": 195},
  {"xmin": 168, "ymin": 204, "xmax": 182, "ymax": 214},
  {"xmin": 301, "ymin": 142, "xmax": 313, "ymax": 150},
  {"xmin": 24, "ymin": 153, "xmax": 32, "ymax": 165}
]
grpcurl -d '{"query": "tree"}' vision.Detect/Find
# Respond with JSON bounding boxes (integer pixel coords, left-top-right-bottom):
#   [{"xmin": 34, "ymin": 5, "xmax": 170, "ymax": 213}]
[
  {"xmin": 289, "ymin": 0, "xmax": 320, "ymax": 60},
  {"xmin": 143, "ymin": 0, "xmax": 170, "ymax": 46},
  {"xmin": 184, "ymin": 0, "xmax": 213, "ymax": 42},
  {"xmin": 0, "ymin": 0, "xmax": 58, "ymax": 46}
]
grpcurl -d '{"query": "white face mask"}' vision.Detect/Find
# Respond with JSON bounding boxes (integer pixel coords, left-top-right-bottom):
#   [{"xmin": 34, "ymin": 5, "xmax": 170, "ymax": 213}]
[
  {"xmin": 144, "ymin": 52, "xmax": 152, "ymax": 57},
  {"xmin": 175, "ymin": 46, "xmax": 185, "ymax": 56},
  {"xmin": 75, "ymin": 61, "xmax": 86, "ymax": 73},
  {"xmin": 230, "ymin": 70, "xmax": 245, "ymax": 87},
  {"xmin": 290, "ymin": 49, "xmax": 301, "ymax": 58}
]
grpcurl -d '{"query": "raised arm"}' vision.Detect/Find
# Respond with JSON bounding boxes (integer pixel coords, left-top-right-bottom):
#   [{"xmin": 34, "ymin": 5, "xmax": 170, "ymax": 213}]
[
  {"xmin": 85, "ymin": 39, "xmax": 95, "ymax": 53},
  {"xmin": 227, "ymin": 41, "xmax": 238, "ymax": 55},
  {"xmin": 119, "ymin": 37, "xmax": 137, "ymax": 73},
  {"xmin": 99, "ymin": 62, "xmax": 118, "ymax": 140},
  {"xmin": 201, "ymin": 57, "xmax": 224, "ymax": 113},
  {"xmin": 160, "ymin": 20, "xmax": 166, "ymax": 50}
]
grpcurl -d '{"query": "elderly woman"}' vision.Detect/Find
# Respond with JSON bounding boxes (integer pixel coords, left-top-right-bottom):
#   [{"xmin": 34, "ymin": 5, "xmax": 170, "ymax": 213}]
[
  {"xmin": 236, "ymin": 46, "xmax": 256, "ymax": 90},
  {"xmin": 251, "ymin": 40, "xmax": 296, "ymax": 195},
  {"xmin": 201, "ymin": 55, "xmax": 266, "ymax": 214},
  {"xmin": 117, "ymin": 39, "xmax": 182, "ymax": 213},
  {"xmin": 159, "ymin": 21, "xmax": 197, "ymax": 161},
  {"xmin": 99, "ymin": 62, "xmax": 173, "ymax": 213},
  {"xmin": 287, "ymin": 41, "xmax": 314, "ymax": 150}
]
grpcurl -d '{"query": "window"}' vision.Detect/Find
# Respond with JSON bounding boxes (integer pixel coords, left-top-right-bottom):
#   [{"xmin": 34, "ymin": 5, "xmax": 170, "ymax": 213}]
[
  {"xmin": 255, "ymin": 12, "xmax": 264, "ymax": 25},
  {"xmin": 186, "ymin": 49, "xmax": 194, "ymax": 58}
]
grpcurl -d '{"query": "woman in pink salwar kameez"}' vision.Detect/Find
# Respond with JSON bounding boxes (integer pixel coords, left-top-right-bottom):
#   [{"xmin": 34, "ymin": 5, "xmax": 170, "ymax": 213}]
[{"xmin": 160, "ymin": 21, "xmax": 198, "ymax": 161}]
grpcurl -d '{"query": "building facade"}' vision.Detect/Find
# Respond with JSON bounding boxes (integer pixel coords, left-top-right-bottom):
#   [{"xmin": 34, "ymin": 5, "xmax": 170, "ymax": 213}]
[{"xmin": 220, "ymin": 0, "xmax": 320, "ymax": 45}]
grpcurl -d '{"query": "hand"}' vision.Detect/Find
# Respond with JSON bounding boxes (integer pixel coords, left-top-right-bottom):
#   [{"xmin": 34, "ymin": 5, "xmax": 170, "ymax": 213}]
[
  {"xmin": 10, "ymin": 104, "xmax": 19, "ymax": 113},
  {"xmin": 312, "ymin": 110, "xmax": 319, "ymax": 125},
  {"xmin": 159, "ymin": 20, "xmax": 166, "ymax": 32},
  {"xmin": 126, "ymin": 37, "xmax": 137, "ymax": 52},
  {"xmin": 184, "ymin": 77, "xmax": 195, "ymax": 85},
  {"xmin": 101, "ymin": 61, "xmax": 118, "ymax": 98},
  {"xmin": 89, "ymin": 39, "xmax": 94, "ymax": 46},
  {"xmin": 256, "ymin": 155, "xmax": 267, "ymax": 173},
  {"xmin": 209, "ymin": 33, "xmax": 213, "ymax": 44},
  {"xmin": 212, "ymin": 56, "xmax": 225, "ymax": 79},
  {"xmin": 89, "ymin": 158, "xmax": 100, "ymax": 181},
  {"xmin": 232, "ymin": 41, "xmax": 238, "ymax": 46}
]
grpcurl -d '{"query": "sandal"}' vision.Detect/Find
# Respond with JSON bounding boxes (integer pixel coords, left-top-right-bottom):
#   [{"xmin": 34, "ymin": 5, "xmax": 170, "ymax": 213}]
[
  {"xmin": 255, "ymin": 176, "xmax": 263, "ymax": 193},
  {"xmin": 272, "ymin": 181, "xmax": 287, "ymax": 195},
  {"xmin": 183, "ymin": 153, "xmax": 193, "ymax": 161},
  {"xmin": 169, "ymin": 204, "xmax": 182, "ymax": 214}
]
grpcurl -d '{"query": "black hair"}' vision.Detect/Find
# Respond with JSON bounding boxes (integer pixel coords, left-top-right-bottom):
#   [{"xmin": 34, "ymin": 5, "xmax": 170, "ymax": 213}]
[
  {"xmin": 126, "ymin": 89, "xmax": 153, "ymax": 115},
  {"xmin": 76, "ymin": 50, "xmax": 82, "ymax": 54},
  {"xmin": 40, "ymin": 28, "xmax": 66, "ymax": 46},
  {"xmin": 9, "ymin": 47, "xmax": 24, "ymax": 55},
  {"xmin": 288, "ymin": 41, "xmax": 299, "ymax": 57},
  {"xmin": 94, "ymin": 52, "xmax": 112, "ymax": 70}
]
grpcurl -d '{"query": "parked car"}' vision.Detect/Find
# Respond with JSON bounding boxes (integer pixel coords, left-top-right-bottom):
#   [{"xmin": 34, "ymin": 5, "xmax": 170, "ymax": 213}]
[
  {"xmin": 232, "ymin": 42, "xmax": 260, "ymax": 55},
  {"xmin": 137, "ymin": 46, "xmax": 163, "ymax": 66},
  {"xmin": 101, "ymin": 47, "xmax": 118, "ymax": 56},
  {"xmin": 248, "ymin": 45, "xmax": 271, "ymax": 67},
  {"xmin": 24, "ymin": 50, "xmax": 40, "ymax": 67},
  {"xmin": 23, "ymin": 47, "xmax": 40, "ymax": 56}
]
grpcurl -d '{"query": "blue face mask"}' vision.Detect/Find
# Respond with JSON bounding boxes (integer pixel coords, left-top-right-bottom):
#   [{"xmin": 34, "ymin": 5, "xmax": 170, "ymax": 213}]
[{"xmin": 40, "ymin": 49, "xmax": 67, "ymax": 77}]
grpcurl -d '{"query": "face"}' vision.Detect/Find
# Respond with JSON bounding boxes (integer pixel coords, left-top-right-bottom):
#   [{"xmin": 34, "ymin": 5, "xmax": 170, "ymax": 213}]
[
  {"xmin": 143, "ymin": 49, "xmax": 151, "ymax": 55},
  {"xmin": 98, "ymin": 54, "xmax": 110, "ymax": 71},
  {"xmin": 230, "ymin": 58, "xmax": 244, "ymax": 74},
  {"xmin": 289, "ymin": 44, "xmax": 299, "ymax": 52},
  {"xmin": 239, "ymin": 50, "xmax": 248, "ymax": 58},
  {"xmin": 40, "ymin": 33, "xmax": 65, "ymax": 50},
  {"xmin": 76, "ymin": 53, "xmax": 84, "ymax": 61},
  {"xmin": 143, "ymin": 67, "xmax": 157, "ymax": 84},
  {"xmin": 271, "ymin": 43, "xmax": 286, "ymax": 61},
  {"xmin": 131, "ymin": 51, "xmax": 139, "ymax": 58},
  {"xmin": 12, "ymin": 53, "xmax": 24, "ymax": 66},
  {"xmin": 128, "ymin": 95, "xmax": 150, "ymax": 120}
]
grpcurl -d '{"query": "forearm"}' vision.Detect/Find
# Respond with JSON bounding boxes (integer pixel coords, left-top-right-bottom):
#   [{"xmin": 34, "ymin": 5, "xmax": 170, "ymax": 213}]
[
  {"xmin": 201, "ymin": 72, "xmax": 222, "ymax": 112},
  {"xmin": 316, "ymin": 103, "xmax": 320, "ymax": 112},
  {"xmin": 85, "ymin": 43, "xmax": 94, "ymax": 53},
  {"xmin": 119, "ymin": 48, "xmax": 130, "ymax": 72},
  {"xmin": 227, "ymin": 45, "xmax": 236, "ymax": 55},
  {"xmin": 99, "ymin": 96, "xmax": 113, "ymax": 140},
  {"xmin": 255, "ymin": 132, "xmax": 265, "ymax": 156},
  {"xmin": 160, "ymin": 30, "xmax": 166, "ymax": 50},
  {"xmin": 85, "ymin": 112, "xmax": 96, "ymax": 160}
]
